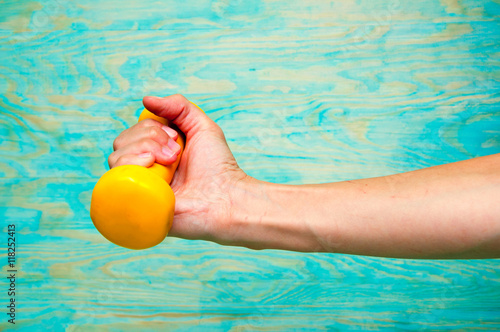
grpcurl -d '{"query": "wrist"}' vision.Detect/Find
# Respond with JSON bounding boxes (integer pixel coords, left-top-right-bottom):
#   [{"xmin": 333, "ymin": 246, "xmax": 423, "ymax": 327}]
[{"xmin": 223, "ymin": 177, "xmax": 331, "ymax": 252}]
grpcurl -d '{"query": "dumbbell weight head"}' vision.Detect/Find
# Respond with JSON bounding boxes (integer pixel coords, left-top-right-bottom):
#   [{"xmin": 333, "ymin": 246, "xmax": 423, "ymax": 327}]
[{"xmin": 90, "ymin": 164, "xmax": 175, "ymax": 249}]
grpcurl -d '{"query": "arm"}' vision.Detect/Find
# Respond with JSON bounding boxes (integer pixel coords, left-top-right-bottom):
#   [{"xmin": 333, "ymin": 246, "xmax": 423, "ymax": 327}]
[
  {"xmin": 226, "ymin": 154, "xmax": 500, "ymax": 259},
  {"xmin": 110, "ymin": 95, "xmax": 500, "ymax": 259}
]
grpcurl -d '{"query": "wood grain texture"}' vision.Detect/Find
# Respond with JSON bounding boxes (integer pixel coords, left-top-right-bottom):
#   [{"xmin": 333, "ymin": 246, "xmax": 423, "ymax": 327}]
[{"xmin": 1, "ymin": 0, "xmax": 499, "ymax": 330}]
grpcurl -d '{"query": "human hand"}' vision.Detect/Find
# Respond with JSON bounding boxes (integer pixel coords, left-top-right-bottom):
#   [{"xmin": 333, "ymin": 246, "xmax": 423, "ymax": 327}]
[{"xmin": 108, "ymin": 94, "xmax": 249, "ymax": 243}]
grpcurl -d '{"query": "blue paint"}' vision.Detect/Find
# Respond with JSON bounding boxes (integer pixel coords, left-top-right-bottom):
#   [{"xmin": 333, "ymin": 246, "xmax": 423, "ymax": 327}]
[{"xmin": 1, "ymin": 0, "xmax": 499, "ymax": 330}]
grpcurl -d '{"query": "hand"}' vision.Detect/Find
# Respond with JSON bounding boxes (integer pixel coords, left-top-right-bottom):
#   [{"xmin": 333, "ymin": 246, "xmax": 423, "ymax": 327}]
[{"xmin": 108, "ymin": 94, "xmax": 249, "ymax": 242}]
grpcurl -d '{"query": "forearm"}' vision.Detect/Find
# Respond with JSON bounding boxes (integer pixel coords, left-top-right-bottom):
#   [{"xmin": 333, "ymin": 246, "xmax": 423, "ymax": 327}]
[{"xmin": 226, "ymin": 154, "xmax": 500, "ymax": 259}]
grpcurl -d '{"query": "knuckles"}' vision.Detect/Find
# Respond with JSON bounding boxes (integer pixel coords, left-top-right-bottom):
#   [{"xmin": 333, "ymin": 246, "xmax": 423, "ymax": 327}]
[
  {"xmin": 138, "ymin": 138, "xmax": 161, "ymax": 152},
  {"xmin": 114, "ymin": 155, "xmax": 133, "ymax": 168},
  {"xmin": 137, "ymin": 118, "xmax": 158, "ymax": 128},
  {"xmin": 171, "ymin": 93, "xmax": 189, "ymax": 104},
  {"xmin": 108, "ymin": 151, "xmax": 118, "ymax": 168},
  {"xmin": 145, "ymin": 126, "xmax": 164, "ymax": 141},
  {"xmin": 112, "ymin": 135, "xmax": 124, "ymax": 151}
]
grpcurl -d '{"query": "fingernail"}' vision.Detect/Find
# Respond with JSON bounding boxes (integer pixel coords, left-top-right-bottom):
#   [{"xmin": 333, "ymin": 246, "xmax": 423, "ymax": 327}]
[
  {"xmin": 162, "ymin": 125, "xmax": 178, "ymax": 139},
  {"xmin": 162, "ymin": 146, "xmax": 176, "ymax": 158},
  {"xmin": 167, "ymin": 138, "xmax": 181, "ymax": 154},
  {"xmin": 138, "ymin": 152, "xmax": 152, "ymax": 158}
]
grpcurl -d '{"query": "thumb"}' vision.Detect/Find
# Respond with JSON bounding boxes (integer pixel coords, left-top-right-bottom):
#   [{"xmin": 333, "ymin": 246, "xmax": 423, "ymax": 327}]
[{"xmin": 142, "ymin": 94, "xmax": 213, "ymax": 137}]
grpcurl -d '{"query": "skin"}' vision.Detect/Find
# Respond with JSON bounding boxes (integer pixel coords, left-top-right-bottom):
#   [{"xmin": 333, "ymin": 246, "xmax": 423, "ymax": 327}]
[{"xmin": 109, "ymin": 94, "xmax": 500, "ymax": 259}]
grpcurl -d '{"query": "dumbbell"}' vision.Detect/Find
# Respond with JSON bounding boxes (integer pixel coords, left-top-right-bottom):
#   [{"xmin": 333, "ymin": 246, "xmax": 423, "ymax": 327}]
[{"xmin": 90, "ymin": 108, "xmax": 184, "ymax": 249}]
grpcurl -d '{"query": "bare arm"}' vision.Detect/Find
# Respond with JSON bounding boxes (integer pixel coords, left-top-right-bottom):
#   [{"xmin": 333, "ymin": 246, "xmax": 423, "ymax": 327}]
[
  {"xmin": 110, "ymin": 95, "xmax": 500, "ymax": 259},
  {"xmin": 226, "ymin": 154, "xmax": 500, "ymax": 259}
]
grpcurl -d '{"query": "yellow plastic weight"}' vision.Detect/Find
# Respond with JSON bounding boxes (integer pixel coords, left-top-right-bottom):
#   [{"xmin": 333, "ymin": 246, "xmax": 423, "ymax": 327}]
[{"xmin": 90, "ymin": 108, "xmax": 185, "ymax": 250}]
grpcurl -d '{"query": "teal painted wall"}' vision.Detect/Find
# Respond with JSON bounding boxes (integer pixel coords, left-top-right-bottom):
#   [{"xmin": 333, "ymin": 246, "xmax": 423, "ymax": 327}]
[{"xmin": 1, "ymin": 0, "xmax": 499, "ymax": 330}]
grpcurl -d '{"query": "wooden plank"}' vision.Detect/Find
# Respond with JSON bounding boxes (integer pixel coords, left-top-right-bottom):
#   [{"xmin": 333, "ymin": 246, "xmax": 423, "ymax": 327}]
[{"xmin": 0, "ymin": 0, "xmax": 499, "ymax": 330}]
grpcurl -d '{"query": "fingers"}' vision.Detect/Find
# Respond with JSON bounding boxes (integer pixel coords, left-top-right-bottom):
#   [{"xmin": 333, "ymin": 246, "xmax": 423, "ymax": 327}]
[
  {"xmin": 109, "ymin": 137, "xmax": 180, "ymax": 167},
  {"xmin": 142, "ymin": 94, "xmax": 217, "ymax": 137},
  {"xmin": 108, "ymin": 119, "xmax": 182, "ymax": 169},
  {"xmin": 113, "ymin": 119, "xmax": 178, "ymax": 150},
  {"xmin": 113, "ymin": 152, "xmax": 155, "ymax": 168}
]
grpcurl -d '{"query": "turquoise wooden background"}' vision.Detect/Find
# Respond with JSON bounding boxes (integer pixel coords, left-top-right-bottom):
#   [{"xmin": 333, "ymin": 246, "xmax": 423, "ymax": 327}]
[{"xmin": 1, "ymin": 0, "xmax": 500, "ymax": 330}]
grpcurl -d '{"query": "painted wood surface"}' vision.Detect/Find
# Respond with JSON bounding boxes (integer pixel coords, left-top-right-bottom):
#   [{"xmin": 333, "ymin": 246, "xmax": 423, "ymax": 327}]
[{"xmin": 1, "ymin": 0, "xmax": 499, "ymax": 330}]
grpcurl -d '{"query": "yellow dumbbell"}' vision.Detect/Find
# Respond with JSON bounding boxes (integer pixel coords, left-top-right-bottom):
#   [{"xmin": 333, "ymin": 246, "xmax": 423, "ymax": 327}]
[{"xmin": 90, "ymin": 108, "xmax": 184, "ymax": 249}]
